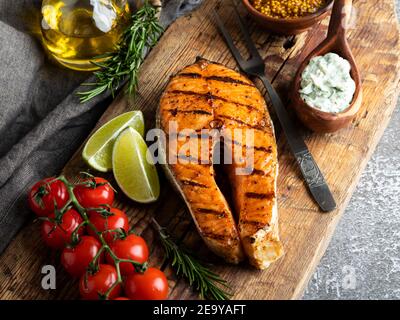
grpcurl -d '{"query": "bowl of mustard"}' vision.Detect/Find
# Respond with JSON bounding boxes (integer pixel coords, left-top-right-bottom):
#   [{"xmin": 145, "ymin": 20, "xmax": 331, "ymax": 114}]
[{"xmin": 242, "ymin": 0, "xmax": 334, "ymax": 35}]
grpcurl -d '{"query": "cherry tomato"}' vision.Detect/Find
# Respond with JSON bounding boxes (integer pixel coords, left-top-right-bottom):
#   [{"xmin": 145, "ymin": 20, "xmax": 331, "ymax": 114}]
[
  {"xmin": 106, "ymin": 234, "xmax": 149, "ymax": 275},
  {"xmin": 114, "ymin": 297, "xmax": 129, "ymax": 300},
  {"xmin": 61, "ymin": 236, "xmax": 103, "ymax": 278},
  {"xmin": 28, "ymin": 178, "xmax": 69, "ymax": 217},
  {"xmin": 41, "ymin": 209, "xmax": 83, "ymax": 250},
  {"xmin": 74, "ymin": 177, "xmax": 114, "ymax": 208},
  {"xmin": 79, "ymin": 264, "xmax": 121, "ymax": 300},
  {"xmin": 88, "ymin": 208, "xmax": 129, "ymax": 243},
  {"xmin": 125, "ymin": 268, "xmax": 169, "ymax": 300}
]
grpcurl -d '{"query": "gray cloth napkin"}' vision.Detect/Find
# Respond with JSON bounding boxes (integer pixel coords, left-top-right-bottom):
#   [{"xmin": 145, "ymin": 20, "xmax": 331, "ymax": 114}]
[{"xmin": 0, "ymin": 0, "xmax": 202, "ymax": 254}]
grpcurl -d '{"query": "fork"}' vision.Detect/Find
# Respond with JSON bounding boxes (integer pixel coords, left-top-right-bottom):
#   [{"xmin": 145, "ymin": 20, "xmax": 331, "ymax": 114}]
[{"xmin": 213, "ymin": 6, "xmax": 336, "ymax": 212}]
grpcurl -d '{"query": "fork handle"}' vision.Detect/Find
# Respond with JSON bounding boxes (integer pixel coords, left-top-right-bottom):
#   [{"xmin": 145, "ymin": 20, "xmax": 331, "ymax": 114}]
[
  {"xmin": 260, "ymin": 75, "xmax": 306, "ymax": 154},
  {"xmin": 259, "ymin": 75, "xmax": 337, "ymax": 212}
]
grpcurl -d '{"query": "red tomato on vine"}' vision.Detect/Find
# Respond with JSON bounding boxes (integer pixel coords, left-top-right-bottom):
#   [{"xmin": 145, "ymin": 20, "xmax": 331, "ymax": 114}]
[
  {"xmin": 61, "ymin": 236, "xmax": 103, "ymax": 277},
  {"xmin": 88, "ymin": 207, "xmax": 129, "ymax": 243},
  {"xmin": 125, "ymin": 268, "xmax": 169, "ymax": 300},
  {"xmin": 79, "ymin": 264, "xmax": 121, "ymax": 300},
  {"xmin": 106, "ymin": 234, "xmax": 149, "ymax": 275},
  {"xmin": 41, "ymin": 209, "xmax": 83, "ymax": 250},
  {"xmin": 74, "ymin": 177, "xmax": 114, "ymax": 208},
  {"xmin": 28, "ymin": 178, "xmax": 69, "ymax": 217}
]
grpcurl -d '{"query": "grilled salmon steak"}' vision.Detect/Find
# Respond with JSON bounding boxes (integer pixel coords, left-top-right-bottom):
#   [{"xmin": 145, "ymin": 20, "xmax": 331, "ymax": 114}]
[{"xmin": 157, "ymin": 59, "xmax": 283, "ymax": 269}]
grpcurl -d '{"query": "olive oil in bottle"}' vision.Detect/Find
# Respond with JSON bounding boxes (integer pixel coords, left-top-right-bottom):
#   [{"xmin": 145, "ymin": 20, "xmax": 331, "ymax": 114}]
[{"xmin": 41, "ymin": 0, "xmax": 130, "ymax": 71}]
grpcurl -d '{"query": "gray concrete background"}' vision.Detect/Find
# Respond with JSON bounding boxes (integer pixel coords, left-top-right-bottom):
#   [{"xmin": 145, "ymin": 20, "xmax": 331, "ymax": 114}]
[{"xmin": 303, "ymin": 3, "xmax": 400, "ymax": 300}]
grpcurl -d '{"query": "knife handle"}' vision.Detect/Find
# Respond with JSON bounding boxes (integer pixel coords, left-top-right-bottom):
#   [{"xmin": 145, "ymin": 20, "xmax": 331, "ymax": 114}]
[{"xmin": 295, "ymin": 150, "xmax": 327, "ymax": 189}]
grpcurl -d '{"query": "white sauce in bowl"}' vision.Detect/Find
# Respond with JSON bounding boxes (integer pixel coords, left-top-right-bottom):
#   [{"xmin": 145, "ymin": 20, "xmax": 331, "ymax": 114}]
[{"xmin": 299, "ymin": 52, "xmax": 356, "ymax": 113}]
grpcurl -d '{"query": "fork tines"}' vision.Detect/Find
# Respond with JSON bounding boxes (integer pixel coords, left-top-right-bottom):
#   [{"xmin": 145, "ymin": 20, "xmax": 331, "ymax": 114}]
[{"xmin": 213, "ymin": 6, "xmax": 263, "ymax": 68}]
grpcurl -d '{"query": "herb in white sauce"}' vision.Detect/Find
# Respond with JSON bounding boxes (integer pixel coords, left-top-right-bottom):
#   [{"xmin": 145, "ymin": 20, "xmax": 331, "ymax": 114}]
[{"xmin": 299, "ymin": 52, "xmax": 356, "ymax": 113}]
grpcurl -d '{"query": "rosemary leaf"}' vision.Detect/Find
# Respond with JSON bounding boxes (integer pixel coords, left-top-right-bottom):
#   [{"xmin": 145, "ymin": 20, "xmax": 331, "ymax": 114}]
[
  {"xmin": 78, "ymin": 1, "xmax": 163, "ymax": 103},
  {"xmin": 152, "ymin": 219, "xmax": 233, "ymax": 300}
]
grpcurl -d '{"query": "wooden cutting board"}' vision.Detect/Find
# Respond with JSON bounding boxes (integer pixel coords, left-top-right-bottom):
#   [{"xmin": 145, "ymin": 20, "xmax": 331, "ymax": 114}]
[{"xmin": 0, "ymin": 0, "xmax": 399, "ymax": 300}]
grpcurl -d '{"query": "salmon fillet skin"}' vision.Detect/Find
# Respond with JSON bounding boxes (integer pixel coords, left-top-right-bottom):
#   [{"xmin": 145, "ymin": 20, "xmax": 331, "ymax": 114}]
[{"xmin": 157, "ymin": 58, "xmax": 283, "ymax": 269}]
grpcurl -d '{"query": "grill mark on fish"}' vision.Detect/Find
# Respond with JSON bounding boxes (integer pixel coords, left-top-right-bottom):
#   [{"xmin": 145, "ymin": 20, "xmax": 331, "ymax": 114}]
[
  {"xmin": 179, "ymin": 72, "xmax": 202, "ymax": 78},
  {"xmin": 168, "ymin": 90, "xmax": 260, "ymax": 113},
  {"xmin": 196, "ymin": 208, "xmax": 226, "ymax": 217},
  {"xmin": 201, "ymin": 231, "xmax": 233, "ymax": 241},
  {"xmin": 254, "ymin": 145, "xmax": 273, "ymax": 153},
  {"xmin": 180, "ymin": 179, "xmax": 208, "ymax": 188},
  {"xmin": 245, "ymin": 192, "xmax": 275, "ymax": 200},
  {"xmin": 177, "ymin": 132, "xmax": 211, "ymax": 139},
  {"xmin": 241, "ymin": 220, "xmax": 270, "ymax": 228},
  {"xmin": 178, "ymin": 73, "xmax": 254, "ymax": 87},
  {"xmin": 167, "ymin": 108, "xmax": 212, "ymax": 116},
  {"xmin": 209, "ymin": 95, "xmax": 260, "ymax": 112},
  {"xmin": 176, "ymin": 132, "xmax": 211, "ymax": 140},
  {"xmin": 216, "ymin": 114, "xmax": 266, "ymax": 131},
  {"xmin": 206, "ymin": 75, "xmax": 254, "ymax": 87},
  {"xmin": 226, "ymin": 139, "xmax": 273, "ymax": 154},
  {"xmin": 169, "ymin": 90, "xmax": 212, "ymax": 100},
  {"xmin": 251, "ymin": 169, "xmax": 267, "ymax": 176}
]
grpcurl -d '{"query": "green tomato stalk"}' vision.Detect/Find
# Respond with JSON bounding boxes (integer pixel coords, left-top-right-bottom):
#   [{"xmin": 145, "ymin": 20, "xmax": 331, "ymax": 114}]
[{"xmin": 55, "ymin": 175, "xmax": 148, "ymax": 300}]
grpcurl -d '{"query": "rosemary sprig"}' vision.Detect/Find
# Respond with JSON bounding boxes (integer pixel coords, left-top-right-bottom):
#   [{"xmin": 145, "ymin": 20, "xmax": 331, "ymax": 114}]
[
  {"xmin": 78, "ymin": 1, "xmax": 163, "ymax": 103},
  {"xmin": 152, "ymin": 219, "xmax": 233, "ymax": 300}
]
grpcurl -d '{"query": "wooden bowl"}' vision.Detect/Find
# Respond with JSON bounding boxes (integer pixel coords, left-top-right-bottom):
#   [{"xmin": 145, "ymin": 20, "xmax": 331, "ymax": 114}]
[
  {"xmin": 241, "ymin": 0, "xmax": 334, "ymax": 35},
  {"xmin": 291, "ymin": 0, "xmax": 362, "ymax": 133}
]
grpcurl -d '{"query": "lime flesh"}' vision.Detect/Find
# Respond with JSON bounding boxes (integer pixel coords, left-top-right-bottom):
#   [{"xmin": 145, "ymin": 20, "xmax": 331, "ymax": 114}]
[
  {"xmin": 83, "ymin": 111, "xmax": 145, "ymax": 172},
  {"xmin": 112, "ymin": 127, "xmax": 160, "ymax": 203}
]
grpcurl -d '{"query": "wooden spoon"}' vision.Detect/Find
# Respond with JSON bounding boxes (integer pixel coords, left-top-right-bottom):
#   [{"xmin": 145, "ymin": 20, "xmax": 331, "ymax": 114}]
[{"xmin": 291, "ymin": 0, "xmax": 362, "ymax": 133}]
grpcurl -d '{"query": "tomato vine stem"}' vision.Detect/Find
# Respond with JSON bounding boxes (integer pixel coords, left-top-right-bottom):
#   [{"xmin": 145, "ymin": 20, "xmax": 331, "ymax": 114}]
[{"xmin": 56, "ymin": 175, "xmax": 148, "ymax": 300}]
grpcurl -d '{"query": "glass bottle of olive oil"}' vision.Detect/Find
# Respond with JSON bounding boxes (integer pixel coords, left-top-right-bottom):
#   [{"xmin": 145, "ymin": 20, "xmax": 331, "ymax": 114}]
[{"xmin": 41, "ymin": 0, "xmax": 130, "ymax": 71}]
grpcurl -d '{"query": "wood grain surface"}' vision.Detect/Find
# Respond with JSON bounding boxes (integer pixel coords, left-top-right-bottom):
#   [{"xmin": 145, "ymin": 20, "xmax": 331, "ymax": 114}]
[{"xmin": 0, "ymin": 0, "xmax": 399, "ymax": 300}]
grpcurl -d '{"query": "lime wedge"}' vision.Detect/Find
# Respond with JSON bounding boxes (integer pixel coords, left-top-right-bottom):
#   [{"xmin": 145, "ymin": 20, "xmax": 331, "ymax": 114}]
[
  {"xmin": 83, "ymin": 111, "xmax": 145, "ymax": 172},
  {"xmin": 112, "ymin": 127, "xmax": 160, "ymax": 203}
]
